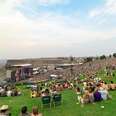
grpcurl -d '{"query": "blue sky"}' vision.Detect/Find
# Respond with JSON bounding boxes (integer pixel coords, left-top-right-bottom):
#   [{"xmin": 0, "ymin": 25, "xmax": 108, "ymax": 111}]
[
  {"xmin": 17, "ymin": 0, "xmax": 104, "ymax": 18},
  {"xmin": 0, "ymin": 0, "xmax": 116, "ymax": 59}
]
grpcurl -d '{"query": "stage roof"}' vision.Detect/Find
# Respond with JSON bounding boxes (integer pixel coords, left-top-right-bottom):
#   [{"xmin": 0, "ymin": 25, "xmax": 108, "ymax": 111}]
[{"xmin": 12, "ymin": 64, "xmax": 32, "ymax": 67}]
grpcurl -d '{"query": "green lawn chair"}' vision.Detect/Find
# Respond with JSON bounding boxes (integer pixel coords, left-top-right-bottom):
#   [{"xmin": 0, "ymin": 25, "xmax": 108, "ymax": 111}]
[
  {"xmin": 41, "ymin": 96, "xmax": 51, "ymax": 108},
  {"xmin": 52, "ymin": 94, "xmax": 62, "ymax": 107}
]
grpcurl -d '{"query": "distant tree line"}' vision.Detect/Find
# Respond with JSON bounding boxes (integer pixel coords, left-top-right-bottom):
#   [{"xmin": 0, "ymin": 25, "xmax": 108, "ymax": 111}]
[{"xmin": 83, "ymin": 53, "xmax": 116, "ymax": 63}]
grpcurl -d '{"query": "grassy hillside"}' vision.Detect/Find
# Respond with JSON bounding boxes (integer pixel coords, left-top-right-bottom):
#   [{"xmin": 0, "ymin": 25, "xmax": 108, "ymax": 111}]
[{"xmin": 0, "ymin": 87, "xmax": 116, "ymax": 116}]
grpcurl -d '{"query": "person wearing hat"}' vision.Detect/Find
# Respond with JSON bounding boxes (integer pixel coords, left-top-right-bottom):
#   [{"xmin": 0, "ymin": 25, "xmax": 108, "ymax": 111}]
[{"xmin": 0, "ymin": 105, "xmax": 11, "ymax": 116}]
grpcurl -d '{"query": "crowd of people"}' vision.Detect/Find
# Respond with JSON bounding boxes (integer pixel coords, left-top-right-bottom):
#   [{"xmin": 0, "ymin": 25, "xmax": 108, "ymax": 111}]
[
  {"xmin": 29, "ymin": 64, "xmax": 116, "ymax": 106},
  {"xmin": 74, "ymin": 72, "xmax": 116, "ymax": 105},
  {"xmin": 0, "ymin": 84, "xmax": 21, "ymax": 97},
  {"xmin": 76, "ymin": 81, "xmax": 112, "ymax": 104},
  {"xmin": 30, "ymin": 81, "xmax": 69, "ymax": 98},
  {"xmin": 1, "ymin": 58, "xmax": 116, "ymax": 115}
]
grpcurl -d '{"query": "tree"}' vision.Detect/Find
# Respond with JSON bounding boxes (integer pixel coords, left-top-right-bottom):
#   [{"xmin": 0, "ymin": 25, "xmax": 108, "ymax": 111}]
[
  {"xmin": 84, "ymin": 57, "xmax": 93, "ymax": 63},
  {"xmin": 100, "ymin": 55, "xmax": 106, "ymax": 60},
  {"xmin": 70, "ymin": 56, "xmax": 74, "ymax": 63},
  {"xmin": 109, "ymin": 54, "xmax": 112, "ymax": 58},
  {"xmin": 95, "ymin": 57, "xmax": 99, "ymax": 60},
  {"xmin": 113, "ymin": 53, "xmax": 116, "ymax": 58}
]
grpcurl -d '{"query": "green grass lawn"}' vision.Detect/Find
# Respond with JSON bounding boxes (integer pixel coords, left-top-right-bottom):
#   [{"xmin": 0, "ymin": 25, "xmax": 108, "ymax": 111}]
[
  {"xmin": 1, "ymin": 87, "xmax": 116, "ymax": 116},
  {"xmin": 1, "ymin": 69, "xmax": 116, "ymax": 116}
]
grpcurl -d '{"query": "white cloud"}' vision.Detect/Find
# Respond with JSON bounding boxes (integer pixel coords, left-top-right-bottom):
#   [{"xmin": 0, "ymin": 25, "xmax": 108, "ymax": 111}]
[
  {"xmin": 89, "ymin": 0, "xmax": 116, "ymax": 17},
  {"xmin": 0, "ymin": 0, "xmax": 116, "ymax": 58},
  {"xmin": 0, "ymin": 0, "xmax": 23, "ymax": 15}
]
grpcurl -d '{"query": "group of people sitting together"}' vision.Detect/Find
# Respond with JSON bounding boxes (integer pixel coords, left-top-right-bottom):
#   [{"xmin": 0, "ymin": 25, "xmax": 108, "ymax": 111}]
[
  {"xmin": 0, "ymin": 84, "xmax": 21, "ymax": 97},
  {"xmin": 30, "ymin": 81, "xmax": 70, "ymax": 98},
  {"xmin": 75, "ymin": 77, "xmax": 116, "ymax": 105}
]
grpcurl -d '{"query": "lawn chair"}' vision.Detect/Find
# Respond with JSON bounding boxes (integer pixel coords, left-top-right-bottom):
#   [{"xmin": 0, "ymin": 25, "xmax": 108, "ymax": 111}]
[
  {"xmin": 41, "ymin": 96, "xmax": 51, "ymax": 108},
  {"xmin": 52, "ymin": 94, "xmax": 62, "ymax": 107}
]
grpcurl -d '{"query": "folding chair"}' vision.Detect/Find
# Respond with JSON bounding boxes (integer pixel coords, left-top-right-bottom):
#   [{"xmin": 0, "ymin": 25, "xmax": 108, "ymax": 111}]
[
  {"xmin": 52, "ymin": 94, "xmax": 62, "ymax": 107},
  {"xmin": 41, "ymin": 96, "xmax": 51, "ymax": 108}
]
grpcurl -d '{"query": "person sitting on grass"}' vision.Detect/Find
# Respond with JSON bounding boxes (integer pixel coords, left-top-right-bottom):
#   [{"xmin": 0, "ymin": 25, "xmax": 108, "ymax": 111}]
[
  {"xmin": 88, "ymin": 88, "xmax": 94, "ymax": 103},
  {"xmin": 109, "ymin": 81, "xmax": 116, "ymax": 90},
  {"xmin": 94, "ymin": 89, "xmax": 102, "ymax": 102},
  {"xmin": 76, "ymin": 87, "xmax": 81, "ymax": 95},
  {"xmin": 103, "ymin": 82, "xmax": 109, "ymax": 90},
  {"xmin": 50, "ymin": 88, "xmax": 58, "ymax": 96},
  {"xmin": 0, "ymin": 105, "xmax": 11, "ymax": 116},
  {"xmin": 0, "ymin": 87, "xmax": 6, "ymax": 97},
  {"xmin": 41, "ymin": 89, "xmax": 50, "ymax": 97},
  {"xmin": 41, "ymin": 91, "xmax": 46, "ymax": 97},
  {"xmin": 6, "ymin": 89, "xmax": 12, "ymax": 97},
  {"xmin": 44, "ymin": 89, "xmax": 50, "ymax": 96},
  {"xmin": 76, "ymin": 87, "xmax": 82, "ymax": 103},
  {"xmin": 56, "ymin": 84, "xmax": 63, "ymax": 91},
  {"xmin": 98, "ymin": 83, "xmax": 112, "ymax": 100},
  {"xmin": 63, "ymin": 82, "xmax": 69, "ymax": 88},
  {"xmin": 20, "ymin": 106, "xmax": 30, "ymax": 116},
  {"xmin": 31, "ymin": 106, "xmax": 42, "ymax": 116},
  {"xmin": 31, "ymin": 90, "xmax": 37, "ymax": 98},
  {"xmin": 80, "ymin": 90, "xmax": 90, "ymax": 104}
]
